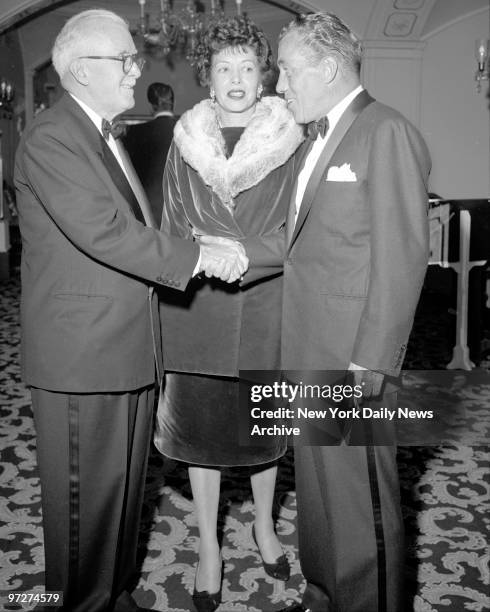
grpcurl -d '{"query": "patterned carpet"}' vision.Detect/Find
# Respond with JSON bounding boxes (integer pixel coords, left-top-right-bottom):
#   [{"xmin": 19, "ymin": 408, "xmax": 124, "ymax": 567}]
[{"xmin": 1, "ymin": 272, "xmax": 489, "ymax": 612}]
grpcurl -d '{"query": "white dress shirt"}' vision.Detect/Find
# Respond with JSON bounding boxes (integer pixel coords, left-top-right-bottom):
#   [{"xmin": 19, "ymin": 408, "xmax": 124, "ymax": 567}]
[
  {"xmin": 294, "ymin": 85, "xmax": 364, "ymax": 223},
  {"xmin": 154, "ymin": 110, "xmax": 174, "ymax": 118},
  {"xmin": 69, "ymin": 94, "xmax": 132, "ymax": 182}
]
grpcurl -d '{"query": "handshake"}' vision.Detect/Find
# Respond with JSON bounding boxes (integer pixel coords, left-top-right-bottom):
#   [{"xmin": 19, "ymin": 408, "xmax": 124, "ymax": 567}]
[{"xmin": 197, "ymin": 235, "xmax": 249, "ymax": 283}]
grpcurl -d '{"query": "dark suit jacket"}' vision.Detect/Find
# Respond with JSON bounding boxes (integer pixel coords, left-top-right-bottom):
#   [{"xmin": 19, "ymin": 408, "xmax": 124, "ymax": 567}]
[
  {"xmin": 244, "ymin": 91, "xmax": 431, "ymax": 376},
  {"xmin": 14, "ymin": 94, "xmax": 199, "ymax": 393},
  {"xmin": 123, "ymin": 114, "xmax": 176, "ymax": 226}
]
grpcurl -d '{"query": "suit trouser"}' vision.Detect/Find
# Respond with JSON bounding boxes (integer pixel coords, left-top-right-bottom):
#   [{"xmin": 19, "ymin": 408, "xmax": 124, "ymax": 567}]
[
  {"xmin": 31, "ymin": 386, "xmax": 154, "ymax": 612},
  {"xmin": 295, "ymin": 435, "xmax": 403, "ymax": 612}
]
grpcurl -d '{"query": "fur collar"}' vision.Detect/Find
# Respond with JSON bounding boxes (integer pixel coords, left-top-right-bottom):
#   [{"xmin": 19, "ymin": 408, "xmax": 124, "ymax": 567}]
[{"xmin": 174, "ymin": 96, "xmax": 304, "ymax": 208}]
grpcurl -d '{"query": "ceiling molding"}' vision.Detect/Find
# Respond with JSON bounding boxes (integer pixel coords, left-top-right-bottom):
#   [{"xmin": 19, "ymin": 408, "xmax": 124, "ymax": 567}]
[
  {"xmin": 0, "ymin": 0, "xmax": 67, "ymax": 33},
  {"xmin": 421, "ymin": 5, "xmax": 489, "ymax": 41},
  {"xmin": 365, "ymin": 0, "xmax": 438, "ymax": 41}
]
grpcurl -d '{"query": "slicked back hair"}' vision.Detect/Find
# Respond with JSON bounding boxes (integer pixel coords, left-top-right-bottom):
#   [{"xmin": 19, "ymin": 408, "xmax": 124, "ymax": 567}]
[
  {"xmin": 279, "ymin": 13, "xmax": 362, "ymax": 75},
  {"xmin": 147, "ymin": 82, "xmax": 174, "ymax": 111}
]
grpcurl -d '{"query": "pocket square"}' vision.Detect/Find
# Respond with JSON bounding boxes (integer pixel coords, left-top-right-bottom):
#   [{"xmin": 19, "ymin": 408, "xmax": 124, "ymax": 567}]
[{"xmin": 326, "ymin": 163, "xmax": 357, "ymax": 182}]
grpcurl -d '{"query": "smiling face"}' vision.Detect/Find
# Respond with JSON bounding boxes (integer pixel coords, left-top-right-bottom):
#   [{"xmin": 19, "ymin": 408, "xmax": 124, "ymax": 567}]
[
  {"xmin": 80, "ymin": 21, "xmax": 141, "ymax": 120},
  {"xmin": 210, "ymin": 45, "xmax": 262, "ymax": 127},
  {"xmin": 276, "ymin": 32, "xmax": 331, "ymax": 125}
]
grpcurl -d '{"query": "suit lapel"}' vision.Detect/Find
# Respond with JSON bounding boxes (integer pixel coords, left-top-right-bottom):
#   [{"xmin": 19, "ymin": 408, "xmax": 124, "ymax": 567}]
[
  {"xmin": 97, "ymin": 138, "xmax": 146, "ymax": 225},
  {"xmin": 285, "ymin": 138, "xmax": 311, "ymax": 244},
  {"xmin": 60, "ymin": 94, "xmax": 147, "ymax": 226},
  {"xmin": 288, "ymin": 90, "xmax": 375, "ymax": 251}
]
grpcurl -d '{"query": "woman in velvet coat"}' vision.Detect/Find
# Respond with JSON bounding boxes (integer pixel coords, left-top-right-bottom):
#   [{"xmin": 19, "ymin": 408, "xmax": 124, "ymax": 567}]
[{"xmin": 154, "ymin": 15, "xmax": 303, "ymax": 612}]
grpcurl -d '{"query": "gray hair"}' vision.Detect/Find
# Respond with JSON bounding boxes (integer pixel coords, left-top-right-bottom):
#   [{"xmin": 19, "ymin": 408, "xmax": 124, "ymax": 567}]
[
  {"xmin": 279, "ymin": 13, "xmax": 362, "ymax": 74},
  {"xmin": 52, "ymin": 9, "xmax": 129, "ymax": 79}
]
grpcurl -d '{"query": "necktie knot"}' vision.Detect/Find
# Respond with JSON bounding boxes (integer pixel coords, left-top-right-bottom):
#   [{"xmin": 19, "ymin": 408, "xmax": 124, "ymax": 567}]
[
  {"xmin": 101, "ymin": 118, "xmax": 124, "ymax": 140},
  {"xmin": 307, "ymin": 116, "xmax": 329, "ymax": 140}
]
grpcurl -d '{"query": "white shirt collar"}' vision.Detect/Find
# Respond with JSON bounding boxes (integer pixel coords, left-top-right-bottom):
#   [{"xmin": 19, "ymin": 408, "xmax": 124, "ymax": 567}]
[
  {"xmin": 154, "ymin": 110, "xmax": 174, "ymax": 118},
  {"xmin": 69, "ymin": 93, "xmax": 105, "ymax": 135},
  {"xmin": 326, "ymin": 84, "xmax": 364, "ymax": 135}
]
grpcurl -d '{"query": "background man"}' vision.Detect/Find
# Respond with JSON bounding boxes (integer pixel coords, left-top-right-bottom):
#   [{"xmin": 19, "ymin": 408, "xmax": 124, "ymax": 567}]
[
  {"xmin": 124, "ymin": 82, "xmax": 176, "ymax": 225},
  {"xmin": 270, "ymin": 12, "xmax": 430, "ymax": 612},
  {"xmin": 14, "ymin": 9, "xmax": 246, "ymax": 612}
]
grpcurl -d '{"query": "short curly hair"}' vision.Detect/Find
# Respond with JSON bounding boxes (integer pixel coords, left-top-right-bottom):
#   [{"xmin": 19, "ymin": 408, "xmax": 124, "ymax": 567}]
[{"xmin": 194, "ymin": 15, "xmax": 272, "ymax": 86}]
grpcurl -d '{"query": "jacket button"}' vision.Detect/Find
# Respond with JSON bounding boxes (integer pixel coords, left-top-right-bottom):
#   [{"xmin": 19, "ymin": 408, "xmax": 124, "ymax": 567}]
[{"xmin": 174, "ymin": 281, "xmax": 181, "ymax": 287}]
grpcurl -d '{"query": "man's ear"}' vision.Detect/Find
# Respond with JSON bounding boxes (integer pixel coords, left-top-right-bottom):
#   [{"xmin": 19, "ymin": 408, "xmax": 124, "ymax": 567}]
[
  {"xmin": 70, "ymin": 59, "xmax": 89, "ymax": 86},
  {"xmin": 322, "ymin": 55, "xmax": 339, "ymax": 84}
]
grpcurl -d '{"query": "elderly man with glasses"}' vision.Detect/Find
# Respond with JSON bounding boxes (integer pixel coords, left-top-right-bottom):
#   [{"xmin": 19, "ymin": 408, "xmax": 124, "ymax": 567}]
[{"xmin": 14, "ymin": 9, "xmax": 247, "ymax": 612}]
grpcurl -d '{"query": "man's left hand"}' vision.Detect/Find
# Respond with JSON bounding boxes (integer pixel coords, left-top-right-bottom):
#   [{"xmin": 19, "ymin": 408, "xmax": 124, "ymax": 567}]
[{"xmin": 347, "ymin": 368, "xmax": 384, "ymax": 400}]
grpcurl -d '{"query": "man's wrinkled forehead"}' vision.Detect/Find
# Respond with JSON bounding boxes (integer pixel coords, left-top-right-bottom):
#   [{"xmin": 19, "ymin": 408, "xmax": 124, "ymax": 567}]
[{"xmin": 278, "ymin": 33, "xmax": 309, "ymax": 65}]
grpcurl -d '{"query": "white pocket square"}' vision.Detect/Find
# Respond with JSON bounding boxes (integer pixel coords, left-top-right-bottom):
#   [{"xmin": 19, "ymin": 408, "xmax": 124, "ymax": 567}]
[{"xmin": 326, "ymin": 163, "xmax": 357, "ymax": 182}]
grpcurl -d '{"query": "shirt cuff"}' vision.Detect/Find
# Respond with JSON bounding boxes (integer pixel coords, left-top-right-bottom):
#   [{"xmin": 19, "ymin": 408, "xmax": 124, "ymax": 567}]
[
  {"xmin": 192, "ymin": 251, "xmax": 202, "ymax": 277},
  {"xmin": 348, "ymin": 362, "xmax": 367, "ymax": 371}
]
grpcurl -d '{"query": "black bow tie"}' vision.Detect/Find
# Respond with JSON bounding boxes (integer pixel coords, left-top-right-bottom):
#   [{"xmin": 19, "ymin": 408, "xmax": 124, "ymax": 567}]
[
  {"xmin": 101, "ymin": 118, "xmax": 124, "ymax": 140},
  {"xmin": 307, "ymin": 116, "xmax": 329, "ymax": 140}
]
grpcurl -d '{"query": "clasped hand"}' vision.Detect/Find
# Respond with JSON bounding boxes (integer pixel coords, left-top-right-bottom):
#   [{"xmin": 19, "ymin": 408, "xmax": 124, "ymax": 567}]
[{"xmin": 197, "ymin": 235, "xmax": 249, "ymax": 283}]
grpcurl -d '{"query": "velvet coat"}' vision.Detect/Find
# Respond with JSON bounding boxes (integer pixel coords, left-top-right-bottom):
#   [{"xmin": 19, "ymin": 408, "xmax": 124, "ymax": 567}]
[{"xmin": 159, "ymin": 96, "xmax": 304, "ymax": 376}]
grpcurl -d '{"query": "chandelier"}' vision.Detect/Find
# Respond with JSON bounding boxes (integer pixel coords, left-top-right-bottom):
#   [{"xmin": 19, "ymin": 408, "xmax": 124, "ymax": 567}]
[
  {"xmin": 0, "ymin": 77, "xmax": 15, "ymax": 119},
  {"xmin": 133, "ymin": 0, "xmax": 244, "ymax": 64}
]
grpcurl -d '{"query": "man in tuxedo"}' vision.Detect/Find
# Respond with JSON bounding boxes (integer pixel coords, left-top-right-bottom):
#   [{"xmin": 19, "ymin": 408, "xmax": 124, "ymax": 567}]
[
  {"xmin": 268, "ymin": 12, "xmax": 430, "ymax": 612},
  {"xmin": 124, "ymin": 82, "xmax": 176, "ymax": 226},
  {"xmin": 14, "ymin": 9, "xmax": 247, "ymax": 612}
]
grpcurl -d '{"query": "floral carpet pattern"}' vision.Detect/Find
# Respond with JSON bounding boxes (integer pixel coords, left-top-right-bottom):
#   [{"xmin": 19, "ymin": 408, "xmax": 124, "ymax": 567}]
[{"xmin": 1, "ymin": 274, "xmax": 489, "ymax": 612}]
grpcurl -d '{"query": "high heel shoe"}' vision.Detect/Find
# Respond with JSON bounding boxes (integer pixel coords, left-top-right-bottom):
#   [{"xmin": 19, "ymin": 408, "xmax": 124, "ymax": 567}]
[
  {"xmin": 252, "ymin": 524, "xmax": 290, "ymax": 581},
  {"xmin": 192, "ymin": 560, "xmax": 223, "ymax": 612}
]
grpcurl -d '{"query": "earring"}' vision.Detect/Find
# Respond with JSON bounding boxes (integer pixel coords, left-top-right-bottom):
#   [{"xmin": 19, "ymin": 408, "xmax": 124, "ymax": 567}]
[
  {"xmin": 257, "ymin": 85, "xmax": 263, "ymax": 99},
  {"xmin": 210, "ymin": 89, "xmax": 216, "ymax": 103}
]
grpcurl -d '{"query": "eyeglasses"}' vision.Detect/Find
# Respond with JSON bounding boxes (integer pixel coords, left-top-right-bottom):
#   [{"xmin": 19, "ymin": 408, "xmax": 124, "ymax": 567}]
[{"xmin": 78, "ymin": 54, "xmax": 146, "ymax": 74}]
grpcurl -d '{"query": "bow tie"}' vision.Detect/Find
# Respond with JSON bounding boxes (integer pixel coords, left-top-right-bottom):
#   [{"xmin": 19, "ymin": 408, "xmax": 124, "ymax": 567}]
[
  {"xmin": 307, "ymin": 116, "xmax": 329, "ymax": 140},
  {"xmin": 101, "ymin": 118, "xmax": 124, "ymax": 140}
]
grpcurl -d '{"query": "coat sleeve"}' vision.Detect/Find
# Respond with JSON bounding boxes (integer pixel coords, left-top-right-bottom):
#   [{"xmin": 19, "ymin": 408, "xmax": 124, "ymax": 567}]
[
  {"xmin": 351, "ymin": 117, "xmax": 431, "ymax": 375},
  {"xmin": 240, "ymin": 230, "xmax": 286, "ymax": 286},
  {"xmin": 20, "ymin": 122, "xmax": 199, "ymax": 288},
  {"xmin": 160, "ymin": 141, "xmax": 194, "ymax": 240}
]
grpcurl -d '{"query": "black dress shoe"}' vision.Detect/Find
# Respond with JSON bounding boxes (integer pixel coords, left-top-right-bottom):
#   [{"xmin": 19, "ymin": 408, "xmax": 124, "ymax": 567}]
[
  {"xmin": 192, "ymin": 560, "xmax": 223, "ymax": 612},
  {"xmin": 276, "ymin": 605, "xmax": 310, "ymax": 612},
  {"xmin": 192, "ymin": 587, "xmax": 222, "ymax": 612},
  {"xmin": 252, "ymin": 524, "xmax": 291, "ymax": 581}
]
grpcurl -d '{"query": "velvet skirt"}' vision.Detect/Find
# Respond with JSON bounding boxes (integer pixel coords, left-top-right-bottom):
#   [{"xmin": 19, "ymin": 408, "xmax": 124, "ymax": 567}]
[{"xmin": 154, "ymin": 372, "xmax": 287, "ymax": 467}]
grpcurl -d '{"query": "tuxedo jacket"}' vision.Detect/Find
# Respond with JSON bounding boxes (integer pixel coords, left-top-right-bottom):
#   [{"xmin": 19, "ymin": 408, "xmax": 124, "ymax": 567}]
[
  {"xmin": 123, "ymin": 115, "xmax": 177, "ymax": 226},
  {"xmin": 245, "ymin": 91, "xmax": 431, "ymax": 375},
  {"xmin": 14, "ymin": 93, "xmax": 199, "ymax": 393}
]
